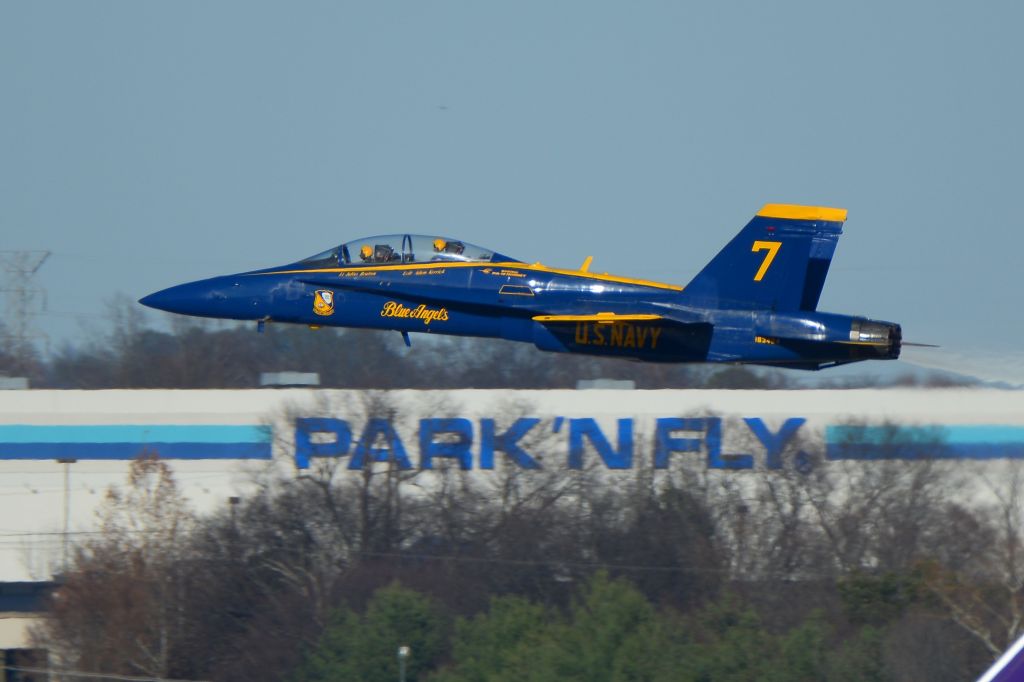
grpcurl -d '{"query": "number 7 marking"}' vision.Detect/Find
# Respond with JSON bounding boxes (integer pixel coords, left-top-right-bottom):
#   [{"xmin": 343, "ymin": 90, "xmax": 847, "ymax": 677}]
[{"xmin": 751, "ymin": 240, "xmax": 781, "ymax": 281}]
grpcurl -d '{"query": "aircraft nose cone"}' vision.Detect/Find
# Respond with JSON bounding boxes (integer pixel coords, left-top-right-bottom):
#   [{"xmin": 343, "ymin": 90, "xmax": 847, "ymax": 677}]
[
  {"xmin": 138, "ymin": 289, "xmax": 175, "ymax": 312},
  {"xmin": 139, "ymin": 276, "xmax": 255, "ymax": 319},
  {"xmin": 139, "ymin": 282, "xmax": 208, "ymax": 315}
]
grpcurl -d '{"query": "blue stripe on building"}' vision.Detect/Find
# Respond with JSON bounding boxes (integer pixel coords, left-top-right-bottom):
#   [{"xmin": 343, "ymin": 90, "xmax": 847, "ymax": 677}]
[
  {"xmin": 0, "ymin": 425, "xmax": 272, "ymax": 460},
  {"xmin": 0, "ymin": 424, "xmax": 269, "ymax": 443},
  {"xmin": 826, "ymin": 425, "xmax": 1024, "ymax": 460}
]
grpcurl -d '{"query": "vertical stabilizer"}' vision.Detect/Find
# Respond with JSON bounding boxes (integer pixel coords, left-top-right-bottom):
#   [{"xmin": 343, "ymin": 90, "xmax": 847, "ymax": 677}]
[{"xmin": 684, "ymin": 204, "xmax": 847, "ymax": 311}]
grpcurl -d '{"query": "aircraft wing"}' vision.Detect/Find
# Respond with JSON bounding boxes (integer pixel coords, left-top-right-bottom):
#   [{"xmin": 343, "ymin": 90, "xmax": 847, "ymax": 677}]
[{"xmin": 531, "ymin": 310, "xmax": 713, "ymax": 360}]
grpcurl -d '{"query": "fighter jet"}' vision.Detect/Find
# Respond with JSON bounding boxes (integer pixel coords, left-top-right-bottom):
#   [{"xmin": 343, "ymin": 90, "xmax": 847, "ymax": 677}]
[{"xmin": 140, "ymin": 203, "xmax": 901, "ymax": 370}]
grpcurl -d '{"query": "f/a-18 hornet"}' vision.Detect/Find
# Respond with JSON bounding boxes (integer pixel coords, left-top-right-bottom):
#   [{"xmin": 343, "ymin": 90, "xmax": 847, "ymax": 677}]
[{"xmin": 140, "ymin": 203, "xmax": 902, "ymax": 370}]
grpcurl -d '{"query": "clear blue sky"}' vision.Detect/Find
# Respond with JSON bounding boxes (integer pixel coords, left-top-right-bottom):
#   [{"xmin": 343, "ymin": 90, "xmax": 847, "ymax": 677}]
[{"xmin": 3, "ymin": 1, "xmax": 1023, "ymax": 379}]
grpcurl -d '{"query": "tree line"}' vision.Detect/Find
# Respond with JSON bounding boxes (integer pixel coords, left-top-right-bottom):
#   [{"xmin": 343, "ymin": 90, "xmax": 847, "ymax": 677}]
[
  {"xmin": 0, "ymin": 300, "xmax": 969, "ymax": 389},
  {"xmin": 31, "ymin": 406, "xmax": 1024, "ymax": 681}
]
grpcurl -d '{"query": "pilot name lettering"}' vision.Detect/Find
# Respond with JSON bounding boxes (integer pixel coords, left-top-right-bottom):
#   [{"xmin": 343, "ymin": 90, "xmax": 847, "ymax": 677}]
[
  {"xmin": 574, "ymin": 322, "xmax": 662, "ymax": 350},
  {"xmin": 381, "ymin": 301, "xmax": 449, "ymax": 325},
  {"xmin": 481, "ymin": 268, "xmax": 525, "ymax": 278}
]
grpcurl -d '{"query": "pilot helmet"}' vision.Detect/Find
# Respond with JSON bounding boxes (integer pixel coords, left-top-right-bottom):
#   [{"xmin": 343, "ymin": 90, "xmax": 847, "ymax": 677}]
[
  {"xmin": 360, "ymin": 245, "xmax": 373, "ymax": 259},
  {"xmin": 433, "ymin": 238, "xmax": 446, "ymax": 251}
]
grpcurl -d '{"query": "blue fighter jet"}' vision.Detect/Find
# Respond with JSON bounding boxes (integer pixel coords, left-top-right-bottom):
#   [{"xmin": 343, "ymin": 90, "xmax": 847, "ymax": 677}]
[{"xmin": 140, "ymin": 203, "xmax": 901, "ymax": 370}]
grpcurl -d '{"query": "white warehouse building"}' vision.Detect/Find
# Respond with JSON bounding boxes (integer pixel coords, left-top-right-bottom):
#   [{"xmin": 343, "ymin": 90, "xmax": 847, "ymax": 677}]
[{"xmin": 0, "ymin": 388, "xmax": 1023, "ymax": 583}]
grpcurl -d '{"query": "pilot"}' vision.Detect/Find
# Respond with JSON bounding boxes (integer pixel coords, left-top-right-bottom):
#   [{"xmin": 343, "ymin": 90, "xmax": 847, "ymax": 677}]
[
  {"xmin": 431, "ymin": 239, "xmax": 451, "ymax": 261},
  {"xmin": 433, "ymin": 239, "xmax": 465, "ymax": 256},
  {"xmin": 360, "ymin": 245, "xmax": 373, "ymax": 262}
]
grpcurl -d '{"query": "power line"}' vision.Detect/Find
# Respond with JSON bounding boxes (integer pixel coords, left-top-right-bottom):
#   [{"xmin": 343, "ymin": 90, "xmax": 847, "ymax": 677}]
[
  {"xmin": 0, "ymin": 529, "xmax": 162, "ymax": 538},
  {"xmin": 349, "ymin": 549, "xmax": 831, "ymax": 578},
  {"xmin": 3, "ymin": 664, "xmax": 210, "ymax": 682}
]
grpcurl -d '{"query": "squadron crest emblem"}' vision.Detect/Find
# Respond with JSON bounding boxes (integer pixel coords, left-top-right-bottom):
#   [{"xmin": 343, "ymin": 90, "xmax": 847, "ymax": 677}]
[{"xmin": 313, "ymin": 290, "xmax": 335, "ymax": 316}]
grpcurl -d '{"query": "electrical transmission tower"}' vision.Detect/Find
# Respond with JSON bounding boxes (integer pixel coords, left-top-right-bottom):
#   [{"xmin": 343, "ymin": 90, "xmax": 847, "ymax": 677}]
[{"xmin": 0, "ymin": 250, "xmax": 51, "ymax": 373}]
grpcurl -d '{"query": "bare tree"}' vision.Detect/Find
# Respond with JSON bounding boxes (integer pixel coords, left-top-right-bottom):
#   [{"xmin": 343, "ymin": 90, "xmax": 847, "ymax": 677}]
[
  {"xmin": 792, "ymin": 422, "xmax": 957, "ymax": 575},
  {"xmin": 32, "ymin": 455, "xmax": 195, "ymax": 678}
]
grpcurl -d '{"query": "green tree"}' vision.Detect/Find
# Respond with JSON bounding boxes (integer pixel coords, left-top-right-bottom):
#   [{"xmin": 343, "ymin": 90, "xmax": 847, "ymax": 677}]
[
  {"xmin": 435, "ymin": 573, "xmax": 668, "ymax": 682},
  {"xmin": 289, "ymin": 608, "xmax": 361, "ymax": 681},
  {"xmin": 680, "ymin": 592, "xmax": 780, "ymax": 682},
  {"xmin": 826, "ymin": 626, "xmax": 891, "ymax": 682},
  {"xmin": 554, "ymin": 572, "xmax": 661, "ymax": 681},
  {"xmin": 838, "ymin": 571, "xmax": 921, "ymax": 626},
  {"xmin": 290, "ymin": 583, "xmax": 447, "ymax": 682},
  {"xmin": 433, "ymin": 595, "xmax": 552, "ymax": 682},
  {"xmin": 608, "ymin": 613, "xmax": 691, "ymax": 682},
  {"xmin": 481, "ymin": 573, "xmax": 662, "ymax": 682},
  {"xmin": 769, "ymin": 612, "xmax": 831, "ymax": 682}
]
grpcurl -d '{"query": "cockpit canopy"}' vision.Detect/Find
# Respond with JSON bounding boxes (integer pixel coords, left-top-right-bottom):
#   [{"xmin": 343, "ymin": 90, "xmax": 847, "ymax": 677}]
[{"xmin": 301, "ymin": 234, "xmax": 515, "ymax": 267}]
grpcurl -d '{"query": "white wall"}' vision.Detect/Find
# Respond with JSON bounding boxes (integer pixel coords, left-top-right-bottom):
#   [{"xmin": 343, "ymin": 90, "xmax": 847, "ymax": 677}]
[
  {"xmin": 0, "ymin": 613, "xmax": 37, "ymax": 649},
  {"xmin": 1, "ymin": 388, "xmax": 1023, "ymax": 581}
]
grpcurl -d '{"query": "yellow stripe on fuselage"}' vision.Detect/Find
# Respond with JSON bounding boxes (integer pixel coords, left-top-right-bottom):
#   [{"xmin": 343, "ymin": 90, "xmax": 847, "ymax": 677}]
[
  {"xmin": 757, "ymin": 204, "xmax": 848, "ymax": 222},
  {"xmin": 534, "ymin": 313, "xmax": 663, "ymax": 323},
  {"xmin": 259, "ymin": 261, "xmax": 683, "ymax": 291}
]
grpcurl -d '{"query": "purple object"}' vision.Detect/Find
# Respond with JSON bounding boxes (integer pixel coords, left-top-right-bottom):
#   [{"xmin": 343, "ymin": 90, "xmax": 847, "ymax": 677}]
[{"xmin": 979, "ymin": 634, "xmax": 1024, "ymax": 682}]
